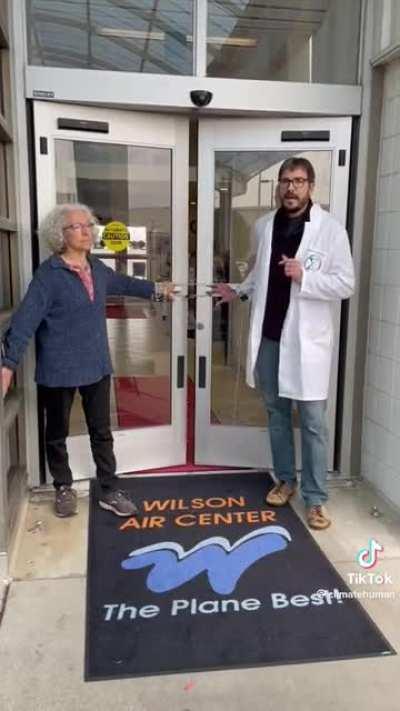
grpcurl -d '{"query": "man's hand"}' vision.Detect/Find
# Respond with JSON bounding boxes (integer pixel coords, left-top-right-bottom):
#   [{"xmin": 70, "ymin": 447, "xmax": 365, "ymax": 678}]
[
  {"xmin": 279, "ymin": 254, "xmax": 303, "ymax": 284},
  {"xmin": 210, "ymin": 283, "xmax": 238, "ymax": 304},
  {"xmin": 1, "ymin": 366, "xmax": 13, "ymax": 397},
  {"xmin": 157, "ymin": 282, "xmax": 179, "ymax": 301}
]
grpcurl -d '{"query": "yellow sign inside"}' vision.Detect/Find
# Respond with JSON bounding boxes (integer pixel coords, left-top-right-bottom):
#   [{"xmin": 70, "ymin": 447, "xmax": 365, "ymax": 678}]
[{"xmin": 103, "ymin": 221, "xmax": 130, "ymax": 253}]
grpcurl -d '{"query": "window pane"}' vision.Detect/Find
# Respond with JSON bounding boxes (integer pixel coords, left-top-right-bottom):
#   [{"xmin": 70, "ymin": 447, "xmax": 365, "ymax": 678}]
[
  {"xmin": 207, "ymin": 0, "xmax": 361, "ymax": 85},
  {"xmin": 27, "ymin": 0, "xmax": 194, "ymax": 75},
  {"xmin": 0, "ymin": 143, "xmax": 9, "ymax": 218},
  {"xmin": 54, "ymin": 139, "xmax": 173, "ymax": 435},
  {"xmin": 7, "ymin": 418, "xmax": 20, "ymax": 470},
  {"xmin": 0, "ymin": 230, "xmax": 12, "ymax": 309},
  {"xmin": 0, "ymin": 50, "xmax": 4, "ymax": 115}
]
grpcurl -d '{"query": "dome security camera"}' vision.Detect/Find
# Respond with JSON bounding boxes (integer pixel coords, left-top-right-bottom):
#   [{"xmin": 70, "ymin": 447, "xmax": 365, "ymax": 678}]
[{"xmin": 190, "ymin": 90, "xmax": 213, "ymax": 107}]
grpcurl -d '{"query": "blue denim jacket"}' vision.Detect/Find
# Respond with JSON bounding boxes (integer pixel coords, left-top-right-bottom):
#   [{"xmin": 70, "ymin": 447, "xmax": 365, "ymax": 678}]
[{"xmin": 1, "ymin": 255, "xmax": 155, "ymax": 387}]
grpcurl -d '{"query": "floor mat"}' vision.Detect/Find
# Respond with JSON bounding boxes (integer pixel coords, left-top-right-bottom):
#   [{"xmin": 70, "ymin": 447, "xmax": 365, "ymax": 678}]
[{"xmin": 85, "ymin": 471, "xmax": 394, "ymax": 681}]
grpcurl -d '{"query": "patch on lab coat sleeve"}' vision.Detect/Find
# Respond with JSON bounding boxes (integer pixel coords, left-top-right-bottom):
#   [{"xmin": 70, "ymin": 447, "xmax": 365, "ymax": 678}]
[{"xmin": 303, "ymin": 249, "xmax": 327, "ymax": 272}]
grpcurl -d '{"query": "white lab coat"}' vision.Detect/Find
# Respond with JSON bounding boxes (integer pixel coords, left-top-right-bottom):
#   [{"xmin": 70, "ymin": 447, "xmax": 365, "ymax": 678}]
[{"xmin": 238, "ymin": 203, "xmax": 355, "ymax": 400}]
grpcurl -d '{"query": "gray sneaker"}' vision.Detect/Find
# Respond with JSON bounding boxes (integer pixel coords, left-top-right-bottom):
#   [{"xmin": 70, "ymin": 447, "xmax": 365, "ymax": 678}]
[
  {"xmin": 98, "ymin": 489, "xmax": 138, "ymax": 517},
  {"xmin": 55, "ymin": 486, "xmax": 78, "ymax": 517}
]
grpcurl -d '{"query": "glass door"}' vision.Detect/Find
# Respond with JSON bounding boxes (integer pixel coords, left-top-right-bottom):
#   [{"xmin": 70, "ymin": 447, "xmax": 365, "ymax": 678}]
[
  {"xmin": 196, "ymin": 117, "xmax": 352, "ymax": 468},
  {"xmin": 34, "ymin": 102, "xmax": 188, "ymax": 477}
]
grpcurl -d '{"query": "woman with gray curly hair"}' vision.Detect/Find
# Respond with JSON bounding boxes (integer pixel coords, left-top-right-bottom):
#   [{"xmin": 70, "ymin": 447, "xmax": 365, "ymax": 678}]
[
  {"xmin": 1, "ymin": 203, "xmax": 175, "ymax": 518},
  {"xmin": 40, "ymin": 202, "xmax": 96, "ymax": 254}
]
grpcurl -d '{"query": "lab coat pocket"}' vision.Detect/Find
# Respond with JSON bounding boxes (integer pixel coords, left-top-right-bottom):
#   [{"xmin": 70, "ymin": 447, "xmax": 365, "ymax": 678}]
[{"xmin": 302, "ymin": 300, "xmax": 333, "ymax": 346}]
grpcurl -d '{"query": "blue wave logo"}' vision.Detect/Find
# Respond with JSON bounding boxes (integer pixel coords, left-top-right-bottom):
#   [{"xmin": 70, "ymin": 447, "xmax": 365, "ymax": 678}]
[{"xmin": 121, "ymin": 526, "xmax": 291, "ymax": 594}]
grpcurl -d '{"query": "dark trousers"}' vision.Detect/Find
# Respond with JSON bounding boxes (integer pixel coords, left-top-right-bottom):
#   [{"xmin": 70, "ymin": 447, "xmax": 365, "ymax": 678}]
[{"xmin": 39, "ymin": 376, "xmax": 118, "ymax": 492}]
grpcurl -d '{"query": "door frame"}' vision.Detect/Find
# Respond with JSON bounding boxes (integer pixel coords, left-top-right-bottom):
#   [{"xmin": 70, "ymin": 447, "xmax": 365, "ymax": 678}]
[
  {"xmin": 195, "ymin": 116, "xmax": 352, "ymax": 469},
  {"xmin": 33, "ymin": 101, "xmax": 189, "ymax": 477}
]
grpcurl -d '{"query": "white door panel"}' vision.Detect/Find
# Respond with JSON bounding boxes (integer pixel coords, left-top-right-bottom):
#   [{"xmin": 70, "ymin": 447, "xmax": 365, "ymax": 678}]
[
  {"xmin": 195, "ymin": 117, "xmax": 352, "ymax": 469},
  {"xmin": 34, "ymin": 102, "xmax": 189, "ymax": 478}
]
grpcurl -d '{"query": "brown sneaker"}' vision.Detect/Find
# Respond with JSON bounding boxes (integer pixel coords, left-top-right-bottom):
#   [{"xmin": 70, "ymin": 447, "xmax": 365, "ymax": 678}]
[
  {"xmin": 307, "ymin": 505, "xmax": 331, "ymax": 530},
  {"xmin": 55, "ymin": 486, "xmax": 78, "ymax": 517},
  {"xmin": 266, "ymin": 481, "xmax": 296, "ymax": 506}
]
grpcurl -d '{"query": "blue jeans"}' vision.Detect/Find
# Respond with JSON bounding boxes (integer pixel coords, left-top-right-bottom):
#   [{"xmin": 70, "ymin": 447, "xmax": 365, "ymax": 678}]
[{"xmin": 256, "ymin": 338, "xmax": 328, "ymax": 507}]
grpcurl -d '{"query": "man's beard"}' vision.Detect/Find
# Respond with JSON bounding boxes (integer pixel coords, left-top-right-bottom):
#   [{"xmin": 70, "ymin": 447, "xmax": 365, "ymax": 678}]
[{"xmin": 282, "ymin": 195, "xmax": 309, "ymax": 215}]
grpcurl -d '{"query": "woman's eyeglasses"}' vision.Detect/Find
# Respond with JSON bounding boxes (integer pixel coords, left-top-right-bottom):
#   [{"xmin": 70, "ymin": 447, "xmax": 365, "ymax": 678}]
[{"xmin": 63, "ymin": 221, "xmax": 96, "ymax": 232}]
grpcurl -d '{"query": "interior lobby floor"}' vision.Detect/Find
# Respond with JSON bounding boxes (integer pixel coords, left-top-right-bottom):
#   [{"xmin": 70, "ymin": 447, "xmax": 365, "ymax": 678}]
[{"xmin": 1, "ymin": 476, "xmax": 400, "ymax": 711}]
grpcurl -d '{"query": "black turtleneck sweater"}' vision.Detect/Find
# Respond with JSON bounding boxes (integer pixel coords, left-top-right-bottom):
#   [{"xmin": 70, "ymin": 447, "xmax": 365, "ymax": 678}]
[{"xmin": 262, "ymin": 201, "xmax": 311, "ymax": 341}]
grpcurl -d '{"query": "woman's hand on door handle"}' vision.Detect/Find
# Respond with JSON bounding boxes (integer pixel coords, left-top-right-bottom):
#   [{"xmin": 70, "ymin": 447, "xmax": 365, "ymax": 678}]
[{"xmin": 154, "ymin": 281, "xmax": 180, "ymax": 301}]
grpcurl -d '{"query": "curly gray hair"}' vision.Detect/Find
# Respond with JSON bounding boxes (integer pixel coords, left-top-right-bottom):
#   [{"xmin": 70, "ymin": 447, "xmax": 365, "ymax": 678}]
[{"xmin": 39, "ymin": 203, "xmax": 98, "ymax": 254}]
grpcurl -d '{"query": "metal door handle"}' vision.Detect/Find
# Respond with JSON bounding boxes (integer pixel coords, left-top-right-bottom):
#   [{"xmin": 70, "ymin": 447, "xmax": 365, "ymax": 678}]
[
  {"xmin": 198, "ymin": 356, "xmax": 207, "ymax": 389},
  {"xmin": 177, "ymin": 356, "xmax": 185, "ymax": 389}
]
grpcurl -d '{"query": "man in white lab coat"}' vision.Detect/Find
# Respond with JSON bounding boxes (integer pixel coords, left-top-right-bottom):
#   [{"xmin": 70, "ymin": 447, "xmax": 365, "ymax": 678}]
[{"xmin": 213, "ymin": 157, "xmax": 355, "ymax": 530}]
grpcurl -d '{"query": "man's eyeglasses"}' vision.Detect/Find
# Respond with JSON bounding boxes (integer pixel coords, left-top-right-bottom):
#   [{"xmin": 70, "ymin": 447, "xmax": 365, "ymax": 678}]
[
  {"xmin": 62, "ymin": 221, "xmax": 96, "ymax": 232},
  {"xmin": 278, "ymin": 177, "xmax": 309, "ymax": 189}
]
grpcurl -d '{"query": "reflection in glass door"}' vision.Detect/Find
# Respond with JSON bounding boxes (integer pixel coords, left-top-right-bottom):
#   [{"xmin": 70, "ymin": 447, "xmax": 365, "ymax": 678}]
[
  {"xmin": 196, "ymin": 118, "xmax": 352, "ymax": 469},
  {"xmin": 34, "ymin": 102, "xmax": 188, "ymax": 477}
]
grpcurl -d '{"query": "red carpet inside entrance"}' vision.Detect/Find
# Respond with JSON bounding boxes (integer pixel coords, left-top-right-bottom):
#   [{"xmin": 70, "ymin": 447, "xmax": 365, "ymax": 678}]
[
  {"xmin": 113, "ymin": 376, "xmax": 228, "ymax": 472},
  {"xmin": 106, "ymin": 303, "xmax": 149, "ymax": 319},
  {"xmin": 114, "ymin": 376, "xmax": 172, "ymax": 428}
]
